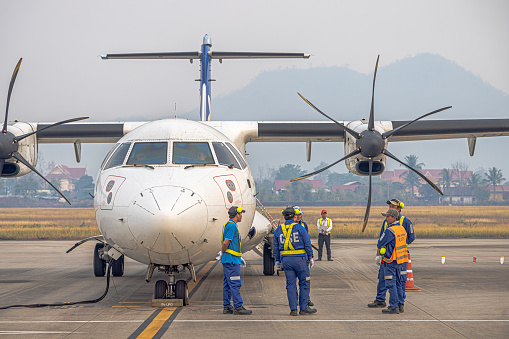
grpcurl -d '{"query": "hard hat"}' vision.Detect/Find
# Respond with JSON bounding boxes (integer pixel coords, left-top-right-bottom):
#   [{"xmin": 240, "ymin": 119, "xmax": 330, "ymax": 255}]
[{"xmin": 293, "ymin": 206, "xmax": 302, "ymax": 214}]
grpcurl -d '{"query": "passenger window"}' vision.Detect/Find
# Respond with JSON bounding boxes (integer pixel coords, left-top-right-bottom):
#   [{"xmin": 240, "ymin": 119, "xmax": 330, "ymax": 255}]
[
  {"xmin": 173, "ymin": 142, "xmax": 214, "ymax": 165},
  {"xmin": 212, "ymin": 142, "xmax": 241, "ymax": 169},
  {"xmin": 127, "ymin": 142, "xmax": 168, "ymax": 165},
  {"xmin": 226, "ymin": 143, "xmax": 247, "ymax": 169},
  {"xmin": 104, "ymin": 143, "xmax": 130, "ymax": 170}
]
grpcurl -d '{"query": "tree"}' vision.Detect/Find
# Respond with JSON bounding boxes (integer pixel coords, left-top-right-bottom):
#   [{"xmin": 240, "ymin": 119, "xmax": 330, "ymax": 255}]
[
  {"xmin": 274, "ymin": 164, "xmax": 306, "ymax": 180},
  {"xmin": 399, "ymin": 155, "xmax": 424, "ymax": 198},
  {"xmin": 484, "ymin": 167, "xmax": 506, "ymax": 198},
  {"xmin": 76, "ymin": 175, "xmax": 95, "ymax": 200},
  {"xmin": 327, "ymin": 172, "xmax": 359, "ymax": 186},
  {"xmin": 451, "ymin": 160, "xmax": 469, "ymax": 202},
  {"xmin": 439, "ymin": 168, "xmax": 453, "ymax": 204},
  {"xmin": 313, "ymin": 161, "xmax": 330, "ymax": 185}
]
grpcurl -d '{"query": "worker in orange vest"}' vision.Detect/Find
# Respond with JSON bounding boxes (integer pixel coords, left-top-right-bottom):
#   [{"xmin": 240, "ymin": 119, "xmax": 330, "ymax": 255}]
[{"xmin": 377, "ymin": 209, "xmax": 409, "ymax": 314}]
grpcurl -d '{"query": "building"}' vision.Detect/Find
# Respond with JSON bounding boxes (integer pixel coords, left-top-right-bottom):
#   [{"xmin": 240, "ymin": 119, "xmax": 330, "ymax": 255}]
[{"xmin": 46, "ymin": 164, "xmax": 87, "ymax": 192}]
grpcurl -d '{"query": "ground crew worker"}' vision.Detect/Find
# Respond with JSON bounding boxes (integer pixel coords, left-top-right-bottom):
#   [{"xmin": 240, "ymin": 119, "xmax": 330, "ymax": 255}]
[
  {"xmin": 368, "ymin": 198, "xmax": 414, "ymax": 309},
  {"xmin": 294, "ymin": 206, "xmax": 314, "ymax": 307},
  {"xmin": 316, "ymin": 210, "xmax": 333, "ymax": 261},
  {"xmin": 273, "ymin": 206, "xmax": 317, "ymax": 316},
  {"xmin": 220, "ymin": 206, "xmax": 252, "ymax": 315},
  {"xmin": 377, "ymin": 208, "xmax": 409, "ymax": 314}
]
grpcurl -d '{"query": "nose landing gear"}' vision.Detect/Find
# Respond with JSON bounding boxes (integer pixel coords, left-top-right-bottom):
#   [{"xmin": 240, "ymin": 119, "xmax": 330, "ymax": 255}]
[{"xmin": 148, "ymin": 264, "xmax": 193, "ymax": 306}]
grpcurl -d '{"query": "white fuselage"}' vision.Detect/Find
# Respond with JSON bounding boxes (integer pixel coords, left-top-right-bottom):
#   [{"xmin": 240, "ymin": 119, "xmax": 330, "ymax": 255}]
[{"xmin": 94, "ymin": 119, "xmax": 259, "ymax": 266}]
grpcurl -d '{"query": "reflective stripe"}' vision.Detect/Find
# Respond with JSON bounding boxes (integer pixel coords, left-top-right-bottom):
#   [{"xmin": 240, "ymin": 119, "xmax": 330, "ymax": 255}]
[
  {"xmin": 225, "ymin": 249, "xmax": 242, "ymax": 257},
  {"xmin": 281, "ymin": 223, "xmax": 297, "ymax": 251},
  {"xmin": 306, "ymin": 276, "xmax": 311, "ymax": 281},
  {"xmin": 281, "ymin": 249, "xmax": 305, "ymax": 255},
  {"xmin": 401, "ymin": 271, "xmax": 407, "ymax": 275},
  {"xmin": 230, "ymin": 276, "xmax": 241, "ymax": 281},
  {"xmin": 384, "ymin": 275, "xmax": 393, "ymax": 280}
]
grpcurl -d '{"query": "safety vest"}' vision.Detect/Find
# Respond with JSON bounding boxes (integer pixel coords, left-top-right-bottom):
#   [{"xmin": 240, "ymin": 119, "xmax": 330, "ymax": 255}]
[
  {"xmin": 280, "ymin": 222, "xmax": 306, "ymax": 256},
  {"xmin": 221, "ymin": 221, "xmax": 242, "ymax": 257},
  {"xmin": 319, "ymin": 218, "xmax": 330, "ymax": 231},
  {"xmin": 383, "ymin": 225, "xmax": 409, "ymax": 264}
]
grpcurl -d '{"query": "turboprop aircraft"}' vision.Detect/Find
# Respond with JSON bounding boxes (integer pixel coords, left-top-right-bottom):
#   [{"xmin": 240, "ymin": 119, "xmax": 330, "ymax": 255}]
[{"xmin": 1, "ymin": 35, "xmax": 509, "ymax": 304}]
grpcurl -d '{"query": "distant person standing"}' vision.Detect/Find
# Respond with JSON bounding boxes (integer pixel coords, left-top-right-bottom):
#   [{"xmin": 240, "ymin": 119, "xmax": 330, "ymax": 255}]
[
  {"xmin": 316, "ymin": 210, "xmax": 333, "ymax": 261},
  {"xmin": 220, "ymin": 206, "xmax": 252, "ymax": 315},
  {"xmin": 294, "ymin": 206, "xmax": 314, "ymax": 307}
]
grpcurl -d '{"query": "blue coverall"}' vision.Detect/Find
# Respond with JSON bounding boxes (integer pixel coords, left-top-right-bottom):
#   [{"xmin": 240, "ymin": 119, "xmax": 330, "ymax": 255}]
[
  {"xmin": 273, "ymin": 220, "xmax": 314, "ymax": 311},
  {"xmin": 375, "ymin": 216, "xmax": 414, "ymax": 302},
  {"xmin": 377, "ymin": 224, "xmax": 406, "ymax": 309},
  {"xmin": 221, "ymin": 220, "xmax": 243, "ymax": 308}
]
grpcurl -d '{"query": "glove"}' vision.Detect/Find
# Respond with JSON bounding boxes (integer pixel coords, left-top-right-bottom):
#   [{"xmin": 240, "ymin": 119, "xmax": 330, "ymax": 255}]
[
  {"xmin": 240, "ymin": 257, "xmax": 246, "ymax": 268},
  {"xmin": 275, "ymin": 261, "xmax": 282, "ymax": 270},
  {"xmin": 375, "ymin": 255, "xmax": 381, "ymax": 265},
  {"xmin": 215, "ymin": 251, "xmax": 222, "ymax": 261},
  {"xmin": 309, "ymin": 258, "xmax": 315, "ymax": 269}
]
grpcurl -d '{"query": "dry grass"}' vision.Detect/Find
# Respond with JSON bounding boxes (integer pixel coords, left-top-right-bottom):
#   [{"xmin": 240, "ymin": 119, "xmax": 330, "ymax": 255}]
[
  {"xmin": 1, "ymin": 206, "xmax": 508, "ymax": 240},
  {"xmin": 265, "ymin": 206, "xmax": 509, "ymax": 238},
  {"xmin": 0, "ymin": 208, "xmax": 99, "ymax": 240}
]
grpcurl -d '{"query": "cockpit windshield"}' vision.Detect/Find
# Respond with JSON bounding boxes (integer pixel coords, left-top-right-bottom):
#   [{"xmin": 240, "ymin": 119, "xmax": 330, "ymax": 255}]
[
  {"xmin": 126, "ymin": 142, "xmax": 168, "ymax": 165},
  {"xmin": 212, "ymin": 142, "xmax": 241, "ymax": 169},
  {"xmin": 172, "ymin": 142, "xmax": 214, "ymax": 165},
  {"xmin": 103, "ymin": 143, "xmax": 130, "ymax": 170}
]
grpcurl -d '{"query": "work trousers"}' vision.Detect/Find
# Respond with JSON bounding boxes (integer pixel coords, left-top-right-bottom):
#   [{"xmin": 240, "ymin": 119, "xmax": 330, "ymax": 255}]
[
  {"xmin": 282, "ymin": 255, "xmax": 310, "ymax": 311},
  {"xmin": 222, "ymin": 263, "xmax": 243, "ymax": 308},
  {"xmin": 383, "ymin": 261, "xmax": 404, "ymax": 309},
  {"xmin": 318, "ymin": 233, "xmax": 331, "ymax": 260},
  {"xmin": 376, "ymin": 258, "xmax": 408, "ymax": 302}
]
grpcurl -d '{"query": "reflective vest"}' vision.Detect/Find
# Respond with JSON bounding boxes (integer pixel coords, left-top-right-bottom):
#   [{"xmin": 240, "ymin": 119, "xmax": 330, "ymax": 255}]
[
  {"xmin": 383, "ymin": 225, "xmax": 409, "ymax": 264},
  {"xmin": 221, "ymin": 221, "xmax": 242, "ymax": 257},
  {"xmin": 280, "ymin": 222, "xmax": 306, "ymax": 256},
  {"xmin": 319, "ymin": 218, "xmax": 330, "ymax": 232}
]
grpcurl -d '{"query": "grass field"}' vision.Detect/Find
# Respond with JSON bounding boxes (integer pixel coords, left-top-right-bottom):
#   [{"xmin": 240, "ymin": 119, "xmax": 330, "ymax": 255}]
[{"xmin": 0, "ymin": 206, "xmax": 508, "ymax": 240}]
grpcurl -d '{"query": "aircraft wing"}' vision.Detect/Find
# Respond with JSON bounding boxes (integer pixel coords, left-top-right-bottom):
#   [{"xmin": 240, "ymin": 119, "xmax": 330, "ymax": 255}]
[{"xmin": 33, "ymin": 118, "xmax": 509, "ymax": 144}]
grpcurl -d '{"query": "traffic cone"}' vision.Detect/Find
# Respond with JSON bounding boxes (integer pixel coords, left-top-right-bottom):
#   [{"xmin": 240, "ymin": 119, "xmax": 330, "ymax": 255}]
[{"xmin": 405, "ymin": 252, "xmax": 421, "ymax": 292}]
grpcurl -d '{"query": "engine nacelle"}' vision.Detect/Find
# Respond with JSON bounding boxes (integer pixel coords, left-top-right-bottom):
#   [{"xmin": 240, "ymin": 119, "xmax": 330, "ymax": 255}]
[
  {"xmin": 241, "ymin": 210, "xmax": 274, "ymax": 253},
  {"xmin": 1, "ymin": 122, "xmax": 38, "ymax": 177},
  {"xmin": 343, "ymin": 120, "xmax": 392, "ymax": 176}
]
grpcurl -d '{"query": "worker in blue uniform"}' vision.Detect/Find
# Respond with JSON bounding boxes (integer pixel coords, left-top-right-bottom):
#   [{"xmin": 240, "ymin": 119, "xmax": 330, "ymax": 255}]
[
  {"xmin": 220, "ymin": 206, "xmax": 252, "ymax": 315},
  {"xmin": 294, "ymin": 206, "xmax": 314, "ymax": 307},
  {"xmin": 273, "ymin": 206, "xmax": 317, "ymax": 316},
  {"xmin": 368, "ymin": 198, "xmax": 414, "ymax": 310},
  {"xmin": 376, "ymin": 208, "xmax": 409, "ymax": 314}
]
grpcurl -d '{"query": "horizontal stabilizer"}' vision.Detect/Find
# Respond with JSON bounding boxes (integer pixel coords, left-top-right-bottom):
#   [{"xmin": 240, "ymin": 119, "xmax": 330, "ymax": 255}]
[
  {"xmin": 210, "ymin": 52, "xmax": 310, "ymax": 59},
  {"xmin": 100, "ymin": 52, "xmax": 201, "ymax": 60}
]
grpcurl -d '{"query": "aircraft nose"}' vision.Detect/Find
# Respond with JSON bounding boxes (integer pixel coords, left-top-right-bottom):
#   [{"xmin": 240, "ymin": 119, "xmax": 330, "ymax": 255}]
[{"xmin": 127, "ymin": 185, "xmax": 208, "ymax": 254}]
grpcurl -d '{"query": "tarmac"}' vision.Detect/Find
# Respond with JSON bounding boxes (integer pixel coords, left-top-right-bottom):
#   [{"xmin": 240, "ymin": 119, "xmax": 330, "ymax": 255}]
[{"xmin": 0, "ymin": 239, "xmax": 508, "ymax": 339}]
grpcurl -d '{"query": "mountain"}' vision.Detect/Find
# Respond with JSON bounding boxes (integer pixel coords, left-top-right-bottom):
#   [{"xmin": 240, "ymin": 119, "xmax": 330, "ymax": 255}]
[{"xmin": 184, "ymin": 53, "xmax": 509, "ymax": 178}]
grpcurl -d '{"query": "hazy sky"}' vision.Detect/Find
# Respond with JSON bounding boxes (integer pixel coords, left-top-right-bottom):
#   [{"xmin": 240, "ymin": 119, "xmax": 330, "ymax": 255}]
[{"xmin": 0, "ymin": 0, "xmax": 508, "ymax": 177}]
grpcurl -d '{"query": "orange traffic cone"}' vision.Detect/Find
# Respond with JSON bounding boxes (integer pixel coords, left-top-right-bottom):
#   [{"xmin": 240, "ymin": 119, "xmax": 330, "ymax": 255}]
[{"xmin": 405, "ymin": 252, "xmax": 421, "ymax": 292}]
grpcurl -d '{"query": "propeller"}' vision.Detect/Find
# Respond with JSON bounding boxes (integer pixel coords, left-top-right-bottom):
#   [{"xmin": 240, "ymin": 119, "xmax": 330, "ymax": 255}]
[
  {"xmin": 0, "ymin": 58, "xmax": 89, "ymax": 205},
  {"xmin": 293, "ymin": 55, "xmax": 450, "ymax": 231}
]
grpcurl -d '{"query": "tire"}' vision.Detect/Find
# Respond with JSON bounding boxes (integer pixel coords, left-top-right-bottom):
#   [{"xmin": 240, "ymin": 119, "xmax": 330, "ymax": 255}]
[
  {"xmin": 154, "ymin": 280, "xmax": 168, "ymax": 299},
  {"xmin": 112, "ymin": 255, "xmax": 124, "ymax": 277},
  {"xmin": 263, "ymin": 242, "xmax": 275, "ymax": 276},
  {"xmin": 93, "ymin": 243, "xmax": 106, "ymax": 277},
  {"xmin": 175, "ymin": 280, "xmax": 189, "ymax": 306}
]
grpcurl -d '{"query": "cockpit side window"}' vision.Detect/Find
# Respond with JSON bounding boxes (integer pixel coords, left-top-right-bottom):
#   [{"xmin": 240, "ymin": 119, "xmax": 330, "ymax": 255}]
[
  {"xmin": 127, "ymin": 142, "xmax": 168, "ymax": 165},
  {"xmin": 226, "ymin": 143, "xmax": 247, "ymax": 169},
  {"xmin": 103, "ymin": 143, "xmax": 131, "ymax": 170},
  {"xmin": 172, "ymin": 142, "xmax": 215, "ymax": 165},
  {"xmin": 212, "ymin": 142, "xmax": 241, "ymax": 169}
]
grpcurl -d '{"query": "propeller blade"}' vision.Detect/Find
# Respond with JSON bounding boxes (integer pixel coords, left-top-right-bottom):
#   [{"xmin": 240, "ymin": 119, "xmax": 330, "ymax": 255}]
[
  {"xmin": 368, "ymin": 55, "xmax": 380, "ymax": 132},
  {"xmin": 11, "ymin": 151, "xmax": 71, "ymax": 205},
  {"xmin": 297, "ymin": 92, "xmax": 361, "ymax": 139},
  {"xmin": 14, "ymin": 117, "xmax": 89, "ymax": 143},
  {"xmin": 3, "ymin": 58, "xmax": 23, "ymax": 134},
  {"xmin": 382, "ymin": 106, "xmax": 452, "ymax": 139},
  {"xmin": 383, "ymin": 149, "xmax": 443, "ymax": 195},
  {"xmin": 291, "ymin": 148, "xmax": 361, "ymax": 182},
  {"xmin": 0, "ymin": 158, "xmax": 4, "ymax": 175},
  {"xmin": 361, "ymin": 158, "xmax": 373, "ymax": 232}
]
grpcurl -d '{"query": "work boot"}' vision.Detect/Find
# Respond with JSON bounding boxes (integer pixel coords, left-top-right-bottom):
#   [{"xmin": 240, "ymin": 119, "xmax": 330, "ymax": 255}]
[
  {"xmin": 290, "ymin": 309, "xmax": 298, "ymax": 316},
  {"xmin": 223, "ymin": 305, "xmax": 233, "ymax": 314},
  {"xmin": 299, "ymin": 307, "xmax": 317, "ymax": 315},
  {"xmin": 308, "ymin": 300, "xmax": 314, "ymax": 307},
  {"xmin": 317, "ymin": 258, "xmax": 322, "ymax": 261},
  {"xmin": 233, "ymin": 306, "xmax": 252, "ymax": 315},
  {"xmin": 399, "ymin": 305, "xmax": 404, "ymax": 313},
  {"xmin": 327, "ymin": 258, "xmax": 333, "ymax": 261},
  {"xmin": 382, "ymin": 306, "xmax": 400, "ymax": 314},
  {"xmin": 368, "ymin": 300, "xmax": 386, "ymax": 308}
]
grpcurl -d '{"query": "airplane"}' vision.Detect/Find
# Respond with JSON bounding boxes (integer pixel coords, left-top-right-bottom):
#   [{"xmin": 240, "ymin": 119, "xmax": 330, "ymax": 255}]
[{"xmin": 1, "ymin": 35, "xmax": 509, "ymax": 305}]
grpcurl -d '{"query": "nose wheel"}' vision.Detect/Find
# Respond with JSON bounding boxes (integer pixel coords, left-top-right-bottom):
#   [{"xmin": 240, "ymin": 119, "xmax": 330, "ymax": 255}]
[{"xmin": 153, "ymin": 268, "xmax": 189, "ymax": 306}]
